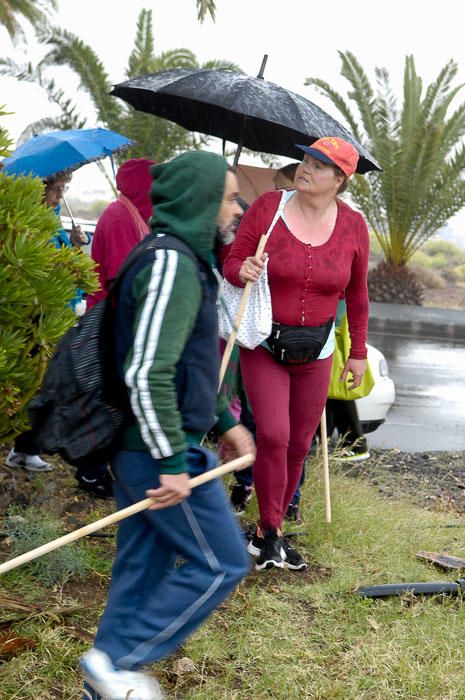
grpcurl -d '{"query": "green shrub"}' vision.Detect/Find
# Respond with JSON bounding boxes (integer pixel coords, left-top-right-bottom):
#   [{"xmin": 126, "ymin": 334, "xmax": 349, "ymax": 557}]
[
  {"xmin": 410, "ymin": 250, "xmax": 434, "ymax": 268},
  {"xmin": 450, "ymin": 264, "xmax": 465, "ymax": 283},
  {"xmin": 422, "ymin": 239, "xmax": 465, "ymax": 261},
  {"xmin": 428, "ymin": 252, "xmax": 449, "ymax": 269},
  {"xmin": 0, "ymin": 113, "xmax": 98, "ymax": 442}
]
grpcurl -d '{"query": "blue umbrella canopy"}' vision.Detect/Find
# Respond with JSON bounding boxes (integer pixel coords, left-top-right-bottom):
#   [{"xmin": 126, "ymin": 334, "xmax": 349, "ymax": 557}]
[{"xmin": 2, "ymin": 128, "xmax": 132, "ymax": 178}]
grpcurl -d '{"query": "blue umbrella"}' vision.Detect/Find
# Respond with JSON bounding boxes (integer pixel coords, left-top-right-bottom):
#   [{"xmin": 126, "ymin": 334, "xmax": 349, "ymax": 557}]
[{"xmin": 1, "ymin": 127, "xmax": 132, "ymax": 178}]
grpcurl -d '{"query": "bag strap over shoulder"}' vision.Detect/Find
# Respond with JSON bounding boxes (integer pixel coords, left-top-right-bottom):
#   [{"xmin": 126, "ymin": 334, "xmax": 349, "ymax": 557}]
[{"xmin": 264, "ymin": 190, "xmax": 287, "ymax": 241}]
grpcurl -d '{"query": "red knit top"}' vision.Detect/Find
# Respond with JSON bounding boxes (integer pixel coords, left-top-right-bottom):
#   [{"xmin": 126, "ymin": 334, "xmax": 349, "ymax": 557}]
[{"xmin": 223, "ymin": 191, "xmax": 370, "ymax": 359}]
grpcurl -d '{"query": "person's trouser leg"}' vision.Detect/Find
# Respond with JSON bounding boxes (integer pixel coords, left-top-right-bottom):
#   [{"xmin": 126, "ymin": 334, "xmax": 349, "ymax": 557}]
[
  {"xmin": 240, "ymin": 347, "xmax": 291, "ymax": 529},
  {"xmin": 92, "ymin": 449, "xmax": 250, "ymax": 670},
  {"xmin": 289, "ymin": 466, "xmax": 305, "ymax": 507},
  {"xmin": 281, "ymin": 357, "xmax": 333, "ymax": 519},
  {"xmin": 14, "ymin": 430, "xmax": 40, "ymax": 455},
  {"xmin": 327, "ymin": 398, "xmax": 368, "ymax": 451},
  {"xmin": 240, "ymin": 348, "xmax": 332, "ymax": 529}
]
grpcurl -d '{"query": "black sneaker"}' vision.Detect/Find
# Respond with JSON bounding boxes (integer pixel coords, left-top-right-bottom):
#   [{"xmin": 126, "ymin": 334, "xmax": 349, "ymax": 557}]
[
  {"xmin": 284, "ymin": 503, "xmax": 302, "ymax": 523},
  {"xmin": 230, "ymin": 483, "xmax": 253, "ymax": 514},
  {"xmin": 255, "ymin": 528, "xmax": 286, "ymax": 571},
  {"xmin": 282, "ymin": 537, "xmax": 307, "ymax": 571},
  {"xmin": 76, "ymin": 470, "xmax": 113, "ymax": 499}
]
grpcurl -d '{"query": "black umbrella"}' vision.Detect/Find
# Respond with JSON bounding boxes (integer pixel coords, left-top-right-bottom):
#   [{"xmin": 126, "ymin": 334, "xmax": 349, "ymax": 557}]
[{"xmin": 110, "ymin": 65, "xmax": 381, "ymax": 174}]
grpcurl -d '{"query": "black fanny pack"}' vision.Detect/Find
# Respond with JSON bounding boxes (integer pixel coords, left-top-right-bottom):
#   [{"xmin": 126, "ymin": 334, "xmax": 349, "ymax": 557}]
[{"xmin": 267, "ymin": 318, "xmax": 333, "ymax": 365}]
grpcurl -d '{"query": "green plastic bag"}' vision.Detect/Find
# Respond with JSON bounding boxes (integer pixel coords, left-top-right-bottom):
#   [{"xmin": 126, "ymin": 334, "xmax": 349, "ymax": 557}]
[{"xmin": 327, "ymin": 313, "xmax": 375, "ymax": 400}]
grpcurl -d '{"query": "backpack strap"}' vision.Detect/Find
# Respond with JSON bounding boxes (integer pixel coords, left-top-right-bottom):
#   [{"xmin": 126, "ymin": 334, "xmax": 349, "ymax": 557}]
[{"xmin": 108, "ymin": 233, "xmax": 200, "ymax": 299}]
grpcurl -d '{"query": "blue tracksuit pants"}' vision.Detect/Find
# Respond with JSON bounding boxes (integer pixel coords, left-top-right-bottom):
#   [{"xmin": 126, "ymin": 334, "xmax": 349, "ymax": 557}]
[{"xmin": 83, "ymin": 447, "xmax": 249, "ymax": 699}]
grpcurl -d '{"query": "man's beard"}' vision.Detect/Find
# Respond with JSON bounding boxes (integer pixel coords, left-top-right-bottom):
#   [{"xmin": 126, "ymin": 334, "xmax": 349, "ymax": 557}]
[{"xmin": 215, "ymin": 220, "xmax": 237, "ymax": 247}]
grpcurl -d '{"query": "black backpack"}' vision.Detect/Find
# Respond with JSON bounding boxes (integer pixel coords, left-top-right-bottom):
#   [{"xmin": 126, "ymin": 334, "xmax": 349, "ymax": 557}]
[{"xmin": 28, "ymin": 233, "xmax": 198, "ymax": 469}]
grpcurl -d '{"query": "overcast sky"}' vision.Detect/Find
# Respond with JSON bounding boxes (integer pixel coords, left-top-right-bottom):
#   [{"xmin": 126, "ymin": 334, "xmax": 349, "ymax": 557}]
[{"xmin": 2, "ymin": 0, "xmax": 465, "ymax": 241}]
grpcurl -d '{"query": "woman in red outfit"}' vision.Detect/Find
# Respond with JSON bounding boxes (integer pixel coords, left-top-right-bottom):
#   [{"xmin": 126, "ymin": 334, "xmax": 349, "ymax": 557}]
[{"xmin": 223, "ymin": 137, "xmax": 370, "ymax": 571}]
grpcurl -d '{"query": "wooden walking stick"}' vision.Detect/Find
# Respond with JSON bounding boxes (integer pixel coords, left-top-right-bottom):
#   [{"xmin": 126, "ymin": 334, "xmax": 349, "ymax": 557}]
[
  {"xmin": 218, "ymin": 187, "xmax": 287, "ymax": 389},
  {"xmin": 218, "ymin": 234, "xmax": 267, "ymax": 388},
  {"xmin": 0, "ymin": 454, "xmax": 254, "ymax": 576},
  {"xmin": 320, "ymin": 407, "xmax": 331, "ymax": 523}
]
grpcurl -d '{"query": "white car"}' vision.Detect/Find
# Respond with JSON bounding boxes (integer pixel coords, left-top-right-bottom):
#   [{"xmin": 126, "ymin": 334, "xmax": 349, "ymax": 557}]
[{"xmin": 356, "ymin": 343, "xmax": 395, "ymax": 433}]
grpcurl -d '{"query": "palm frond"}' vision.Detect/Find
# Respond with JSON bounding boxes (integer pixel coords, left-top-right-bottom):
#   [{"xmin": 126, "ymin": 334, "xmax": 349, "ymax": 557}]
[
  {"xmin": 304, "ymin": 77, "xmax": 362, "ymax": 142},
  {"xmin": 400, "ymin": 55, "xmax": 423, "ymax": 144},
  {"xmin": 37, "ymin": 25, "xmax": 122, "ymax": 128},
  {"xmin": 0, "ymin": 57, "xmax": 35, "ymax": 81},
  {"xmin": 151, "ymin": 49, "xmax": 198, "ymax": 71},
  {"xmin": 197, "ymin": 0, "xmax": 216, "ymax": 22},
  {"xmin": 420, "ymin": 60, "xmax": 459, "ymax": 122},
  {"xmin": 309, "ymin": 51, "xmax": 465, "ymax": 267},
  {"xmin": 1, "ymin": 7, "xmax": 244, "ymax": 163},
  {"xmin": 338, "ymin": 51, "xmax": 379, "ymax": 143},
  {"xmin": 127, "ymin": 9, "xmax": 155, "ymax": 78},
  {"xmin": 201, "ymin": 59, "xmax": 243, "ymax": 73},
  {"xmin": 0, "ymin": 0, "xmax": 50, "ymax": 38},
  {"xmin": 17, "ymin": 114, "xmax": 84, "ymax": 145}
]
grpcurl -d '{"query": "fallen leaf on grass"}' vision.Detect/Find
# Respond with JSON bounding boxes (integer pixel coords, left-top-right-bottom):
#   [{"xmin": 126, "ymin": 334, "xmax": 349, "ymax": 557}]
[{"xmin": 0, "ymin": 622, "xmax": 37, "ymax": 658}]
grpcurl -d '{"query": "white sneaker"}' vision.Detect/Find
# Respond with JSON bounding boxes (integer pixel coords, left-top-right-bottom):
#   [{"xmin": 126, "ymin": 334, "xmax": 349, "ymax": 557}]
[
  {"xmin": 5, "ymin": 449, "xmax": 53, "ymax": 472},
  {"xmin": 334, "ymin": 449, "xmax": 371, "ymax": 463},
  {"xmin": 81, "ymin": 648, "xmax": 164, "ymax": 700}
]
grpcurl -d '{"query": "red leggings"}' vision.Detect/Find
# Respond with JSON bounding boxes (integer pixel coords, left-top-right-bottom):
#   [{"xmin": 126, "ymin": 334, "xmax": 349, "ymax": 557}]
[{"xmin": 239, "ymin": 345, "xmax": 333, "ymax": 529}]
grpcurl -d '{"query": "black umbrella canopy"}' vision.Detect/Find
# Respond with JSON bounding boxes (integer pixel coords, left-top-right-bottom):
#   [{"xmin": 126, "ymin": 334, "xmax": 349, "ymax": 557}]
[{"xmin": 110, "ymin": 68, "xmax": 381, "ymax": 175}]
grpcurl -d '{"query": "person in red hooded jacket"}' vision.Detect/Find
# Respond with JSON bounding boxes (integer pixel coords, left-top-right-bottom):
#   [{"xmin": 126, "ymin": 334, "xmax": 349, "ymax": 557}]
[
  {"xmin": 86, "ymin": 157, "xmax": 157, "ymax": 309},
  {"xmin": 77, "ymin": 158, "xmax": 156, "ymax": 497}
]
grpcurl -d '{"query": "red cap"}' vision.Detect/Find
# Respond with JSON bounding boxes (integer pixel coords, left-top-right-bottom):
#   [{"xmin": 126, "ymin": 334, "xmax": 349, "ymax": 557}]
[{"xmin": 296, "ymin": 137, "xmax": 359, "ymax": 177}]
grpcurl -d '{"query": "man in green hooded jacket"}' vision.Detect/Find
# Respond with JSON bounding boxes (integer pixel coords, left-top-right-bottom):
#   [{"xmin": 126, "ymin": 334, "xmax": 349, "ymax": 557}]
[{"xmin": 81, "ymin": 151, "xmax": 254, "ymax": 700}]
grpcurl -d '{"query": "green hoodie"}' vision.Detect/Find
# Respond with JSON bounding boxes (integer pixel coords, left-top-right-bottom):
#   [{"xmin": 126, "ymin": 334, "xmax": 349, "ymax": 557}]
[
  {"xmin": 120, "ymin": 151, "xmax": 235, "ymax": 474},
  {"xmin": 150, "ymin": 150, "xmax": 227, "ymax": 265}
]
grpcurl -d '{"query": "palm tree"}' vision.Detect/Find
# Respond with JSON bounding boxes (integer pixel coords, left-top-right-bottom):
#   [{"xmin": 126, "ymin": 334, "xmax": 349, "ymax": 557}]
[
  {"xmin": 306, "ymin": 52, "xmax": 465, "ymax": 303},
  {"xmin": 0, "ymin": 0, "xmax": 56, "ymax": 39},
  {"xmin": 0, "ymin": 8, "xmax": 241, "ymax": 161}
]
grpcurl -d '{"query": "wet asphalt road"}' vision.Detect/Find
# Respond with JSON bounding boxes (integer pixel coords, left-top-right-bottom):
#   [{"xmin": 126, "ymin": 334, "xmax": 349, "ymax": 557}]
[{"xmin": 366, "ymin": 331, "xmax": 465, "ymax": 452}]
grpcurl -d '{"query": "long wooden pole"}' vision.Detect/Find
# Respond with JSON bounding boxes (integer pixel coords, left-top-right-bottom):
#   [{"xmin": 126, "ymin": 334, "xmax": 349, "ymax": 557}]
[
  {"xmin": 320, "ymin": 408, "xmax": 331, "ymax": 523},
  {"xmin": 0, "ymin": 454, "xmax": 254, "ymax": 576},
  {"xmin": 218, "ymin": 234, "xmax": 267, "ymax": 388}
]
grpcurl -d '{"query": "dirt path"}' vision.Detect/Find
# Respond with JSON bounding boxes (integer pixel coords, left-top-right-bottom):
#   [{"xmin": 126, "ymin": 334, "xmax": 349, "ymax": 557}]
[{"xmin": 340, "ymin": 449, "xmax": 465, "ymax": 515}]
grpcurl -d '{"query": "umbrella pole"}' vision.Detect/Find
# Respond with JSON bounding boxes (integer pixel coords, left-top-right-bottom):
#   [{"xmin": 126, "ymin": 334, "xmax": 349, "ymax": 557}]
[
  {"xmin": 320, "ymin": 407, "xmax": 331, "ymax": 523},
  {"xmin": 61, "ymin": 195, "xmax": 77, "ymax": 229},
  {"xmin": 232, "ymin": 55, "xmax": 268, "ymax": 169},
  {"xmin": 0, "ymin": 454, "xmax": 254, "ymax": 576},
  {"xmin": 232, "ymin": 134, "xmax": 244, "ymax": 169}
]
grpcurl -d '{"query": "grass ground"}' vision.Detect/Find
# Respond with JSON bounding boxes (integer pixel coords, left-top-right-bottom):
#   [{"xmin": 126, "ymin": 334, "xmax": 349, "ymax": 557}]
[{"xmin": 2, "ymin": 455, "xmax": 465, "ymax": 699}]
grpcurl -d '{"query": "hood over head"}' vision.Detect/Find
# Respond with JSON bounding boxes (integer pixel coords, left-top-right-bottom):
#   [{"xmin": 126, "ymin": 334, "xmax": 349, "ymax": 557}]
[
  {"xmin": 150, "ymin": 151, "xmax": 228, "ymax": 264},
  {"xmin": 116, "ymin": 157, "xmax": 157, "ymax": 221}
]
